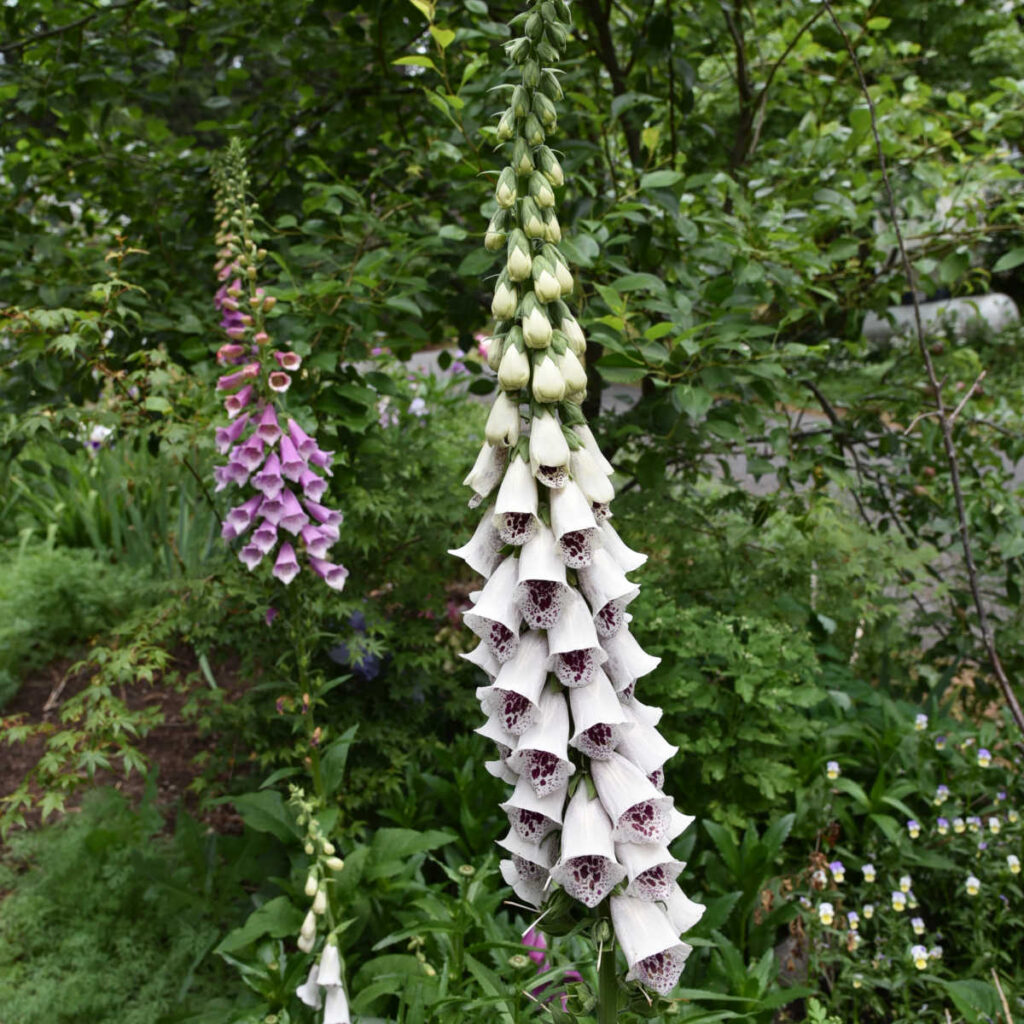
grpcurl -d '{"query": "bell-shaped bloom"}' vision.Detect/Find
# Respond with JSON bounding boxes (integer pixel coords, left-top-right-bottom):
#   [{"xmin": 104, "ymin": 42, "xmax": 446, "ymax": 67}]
[
  {"xmin": 616, "ymin": 842, "xmax": 684, "ymax": 902},
  {"xmin": 285, "ymin": 419, "xmax": 316, "ymax": 459},
  {"xmin": 258, "ymin": 493, "xmax": 286, "ymax": 526},
  {"xmin": 298, "ymin": 467, "xmax": 326, "ymax": 502},
  {"xmin": 664, "ymin": 884, "xmax": 706, "ymax": 934},
  {"xmin": 278, "ymin": 435, "xmax": 305, "ymax": 483},
  {"xmin": 601, "ymin": 623, "xmax": 661, "ymax": 691},
  {"xmin": 272, "ymin": 543, "xmax": 300, "ymax": 584},
  {"xmin": 546, "ymin": 589, "xmax": 608, "ymax": 687},
  {"xmin": 617, "ymin": 707, "xmax": 678, "ymax": 786},
  {"xmin": 514, "ymin": 526, "xmax": 569, "ymax": 629},
  {"xmin": 274, "ymin": 350, "xmax": 302, "ymax": 371},
  {"xmin": 254, "ymin": 405, "xmax": 282, "ymax": 445},
  {"xmin": 239, "ymin": 544, "xmax": 263, "ymax": 571},
  {"xmin": 215, "ymin": 411, "xmax": 250, "ymax": 455},
  {"xmin": 550, "ymin": 480, "xmax": 598, "ymax": 568},
  {"xmin": 226, "ymin": 495, "xmax": 263, "ymax": 534},
  {"xmin": 318, "ymin": 942, "xmax": 343, "ymax": 986},
  {"xmin": 529, "ymin": 412, "xmax": 570, "ymax": 488},
  {"xmin": 225, "ymin": 384, "xmax": 254, "ymax": 417},
  {"xmin": 476, "ymin": 715, "xmax": 516, "ymax": 782},
  {"xmin": 617, "ymin": 687, "xmax": 663, "ymax": 728},
  {"xmin": 464, "ymin": 556, "xmax": 523, "ymax": 663},
  {"xmin": 216, "ymin": 342, "xmax": 247, "ymax": 365},
  {"xmin": 485, "ymin": 391, "xmax": 521, "ymax": 447},
  {"xmin": 498, "ymin": 830, "xmax": 556, "ymax": 907},
  {"xmin": 464, "ymin": 442, "xmax": 508, "ymax": 509},
  {"xmin": 555, "ymin": 348, "xmax": 586, "ymax": 393},
  {"xmin": 323, "ymin": 984, "xmax": 351, "ymax": 1024},
  {"xmin": 598, "ymin": 520, "xmax": 647, "ymax": 573},
  {"xmin": 610, "ymin": 895, "xmax": 692, "ymax": 995},
  {"xmin": 251, "ymin": 522, "xmax": 278, "ymax": 555},
  {"xmin": 501, "ymin": 773, "xmax": 566, "ymax": 844},
  {"xmin": 448, "ymin": 505, "xmax": 505, "ymax": 580},
  {"xmin": 301, "ymin": 524, "xmax": 334, "ymax": 560},
  {"xmin": 277, "ymin": 489, "xmax": 309, "ymax": 534},
  {"xmin": 498, "ymin": 343, "xmax": 531, "ymax": 391},
  {"xmin": 460, "ymin": 641, "xmax": 502, "ymax": 681},
  {"xmin": 305, "ymin": 499, "xmax": 343, "ymax": 530},
  {"xmin": 592, "ymin": 753, "xmax": 674, "ymax": 844},
  {"xmin": 309, "ymin": 444, "xmax": 334, "ymax": 476},
  {"xmin": 667, "ymin": 807, "xmax": 696, "ymax": 843},
  {"xmin": 233, "ymin": 435, "xmax": 266, "ymax": 473},
  {"xmin": 309, "ymin": 557, "xmax": 348, "ymax": 591},
  {"xmin": 569, "ymin": 669, "xmax": 632, "ymax": 760},
  {"xmin": 493, "ymin": 456, "xmax": 539, "ymax": 546},
  {"xmin": 506, "ymin": 687, "xmax": 575, "ymax": 797},
  {"xmin": 572, "ymin": 423, "xmax": 614, "ymax": 474},
  {"xmin": 252, "ymin": 453, "xmax": 284, "ymax": 499},
  {"xmin": 476, "ymin": 630, "xmax": 548, "ymax": 734},
  {"xmin": 268, "ymin": 370, "xmax": 291, "ymax": 393},
  {"xmin": 571, "ymin": 448, "xmax": 614, "ymax": 505},
  {"xmin": 531, "ymin": 353, "xmax": 566, "ymax": 403},
  {"xmin": 296, "ymin": 965, "xmax": 322, "ymax": 1009},
  {"xmin": 217, "ymin": 363, "xmax": 260, "ymax": 391},
  {"xmin": 549, "ymin": 786, "xmax": 626, "ymax": 908},
  {"xmin": 578, "ymin": 549, "xmax": 640, "ymax": 638}
]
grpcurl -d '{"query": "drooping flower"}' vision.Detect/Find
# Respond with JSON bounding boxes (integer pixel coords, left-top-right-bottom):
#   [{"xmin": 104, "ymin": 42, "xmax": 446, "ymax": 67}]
[
  {"xmin": 610, "ymin": 895, "xmax": 693, "ymax": 996},
  {"xmin": 934, "ymin": 784, "xmax": 950, "ymax": 805}
]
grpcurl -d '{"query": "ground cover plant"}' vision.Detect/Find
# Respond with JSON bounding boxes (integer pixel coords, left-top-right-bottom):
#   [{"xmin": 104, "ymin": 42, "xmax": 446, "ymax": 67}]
[{"xmin": 2, "ymin": 0, "xmax": 1024, "ymax": 1021}]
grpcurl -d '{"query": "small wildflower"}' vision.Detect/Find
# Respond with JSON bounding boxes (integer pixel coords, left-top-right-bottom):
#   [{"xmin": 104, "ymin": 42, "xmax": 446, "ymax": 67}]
[
  {"xmin": 929, "ymin": 946, "xmax": 943, "ymax": 961},
  {"xmin": 508, "ymin": 954, "xmax": 530, "ymax": 969},
  {"xmin": 799, "ymin": 896, "xmax": 812, "ymax": 909},
  {"xmin": 988, "ymin": 817, "xmax": 1001, "ymax": 834},
  {"xmin": 934, "ymin": 784, "xmax": 950, "ymax": 805},
  {"xmin": 937, "ymin": 817, "xmax": 950, "ymax": 835},
  {"xmin": 862, "ymin": 863, "xmax": 876, "ymax": 883},
  {"xmin": 967, "ymin": 815, "xmax": 981, "ymax": 833},
  {"xmin": 911, "ymin": 917, "xmax": 925, "ymax": 935},
  {"xmin": 899, "ymin": 874, "xmax": 912, "ymax": 893},
  {"xmin": 892, "ymin": 891, "xmax": 907, "ymax": 912},
  {"xmin": 1008, "ymin": 854, "xmax": 1021, "ymax": 875},
  {"xmin": 852, "ymin": 973, "xmax": 863, "ymax": 989},
  {"xmin": 934, "ymin": 735, "xmax": 946, "ymax": 751},
  {"xmin": 978, "ymin": 841, "xmax": 988, "ymax": 853},
  {"xmin": 1009, "ymin": 809, "xmax": 1020, "ymax": 824},
  {"xmin": 847, "ymin": 910, "xmax": 859, "ymax": 930},
  {"xmin": 863, "ymin": 903, "xmax": 875, "ymax": 920},
  {"xmin": 953, "ymin": 817, "xmax": 966, "ymax": 834},
  {"xmin": 911, "ymin": 944, "xmax": 928, "ymax": 970},
  {"xmin": 915, "ymin": 713, "xmax": 928, "ymax": 731},
  {"xmin": 997, "ymin": 790, "xmax": 1007, "ymax": 802},
  {"xmin": 907, "ymin": 819, "xmax": 921, "ymax": 839},
  {"xmin": 811, "ymin": 868, "xmax": 827, "ymax": 889},
  {"xmin": 829, "ymin": 860, "xmax": 845, "ymax": 883},
  {"xmin": 966, "ymin": 874, "xmax": 981, "ymax": 896},
  {"xmin": 907, "ymin": 891, "xmax": 919, "ymax": 910},
  {"xmin": 977, "ymin": 748, "xmax": 992, "ymax": 768},
  {"xmin": 826, "ymin": 760, "xmax": 841, "ymax": 780},
  {"xmin": 818, "ymin": 902, "xmax": 835, "ymax": 926},
  {"xmin": 848, "ymin": 932, "xmax": 861, "ymax": 951}
]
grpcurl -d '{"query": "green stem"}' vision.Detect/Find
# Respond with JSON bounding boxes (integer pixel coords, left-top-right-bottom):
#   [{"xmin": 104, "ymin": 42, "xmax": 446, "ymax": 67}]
[{"xmin": 597, "ymin": 905, "xmax": 618, "ymax": 1024}]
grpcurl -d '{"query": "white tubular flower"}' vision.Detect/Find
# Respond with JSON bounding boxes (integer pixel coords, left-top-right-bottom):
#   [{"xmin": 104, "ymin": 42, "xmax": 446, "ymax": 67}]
[
  {"xmin": 601, "ymin": 623, "xmax": 661, "ymax": 691},
  {"xmin": 531, "ymin": 353, "xmax": 567, "ymax": 404},
  {"xmin": 523, "ymin": 305, "xmax": 553, "ymax": 348},
  {"xmin": 546, "ymin": 588, "xmax": 608, "ymax": 687},
  {"xmin": 323, "ymin": 984, "xmax": 351, "ymax": 1024},
  {"xmin": 460, "ymin": 641, "xmax": 502, "ymax": 680},
  {"xmin": 501, "ymin": 774, "xmax": 565, "ymax": 843},
  {"xmin": 569, "ymin": 669, "xmax": 632, "ymax": 760},
  {"xmin": 529, "ymin": 411, "xmax": 571, "ymax": 488},
  {"xmin": 572, "ymin": 422, "xmax": 614, "ymax": 474},
  {"xmin": 664, "ymin": 884, "xmax": 706, "ymax": 934},
  {"xmin": 617, "ymin": 707, "xmax": 678, "ymax": 788},
  {"xmin": 449, "ymin": 504, "xmax": 503, "ymax": 577},
  {"xmin": 571, "ymin": 448, "xmax": 615, "ymax": 505},
  {"xmin": 549, "ymin": 480, "xmax": 599, "ymax": 568},
  {"xmin": 506, "ymin": 687, "xmax": 575, "ymax": 798},
  {"xmin": 475, "ymin": 714, "xmax": 515, "ymax": 762},
  {"xmin": 578, "ymin": 549, "xmax": 640, "ymax": 638},
  {"xmin": 592, "ymin": 752, "xmax": 673, "ymax": 844},
  {"xmin": 463, "ymin": 555, "xmax": 523, "ymax": 663},
  {"xmin": 666, "ymin": 807, "xmax": 696, "ymax": 843},
  {"xmin": 617, "ymin": 686, "xmax": 664, "ymax": 727},
  {"xmin": 491, "ymin": 278, "xmax": 518, "ymax": 319},
  {"xmin": 318, "ymin": 942, "xmax": 342, "ymax": 986},
  {"xmin": 477, "ymin": 629, "xmax": 549, "ymax": 734},
  {"xmin": 498, "ymin": 830, "xmax": 556, "ymax": 907},
  {"xmin": 514, "ymin": 525, "xmax": 569, "ymax": 629},
  {"xmin": 598, "ymin": 520, "xmax": 647, "ymax": 573},
  {"xmin": 610, "ymin": 894, "xmax": 692, "ymax": 995},
  {"xmin": 485, "ymin": 391, "xmax": 521, "ymax": 447},
  {"xmin": 493, "ymin": 455, "xmax": 539, "ymax": 546},
  {"xmin": 549, "ymin": 786, "xmax": 627, "ymax": 907},
  {"xmin": 555, "ymin": 348, "xmax": 587, "ymax": 395},
  {"xmin": 463, "ymin": 441, "xmax": 507, "ymax": 508},
  {"xmin": 616, "ymin": 842, "xmax": 685, "ymax": 902},
  {"xmin": 296, "ymin": 965, "xmax": 322, "ymax": 1009},
  {"xmin": 498, "ymin": 343, "xmax": 531, "ymax": 391}
]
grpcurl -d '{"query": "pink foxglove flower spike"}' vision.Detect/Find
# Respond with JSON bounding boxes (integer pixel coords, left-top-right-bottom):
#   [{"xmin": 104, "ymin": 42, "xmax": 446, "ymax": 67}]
[{"xmin": 448, "ymin": 0, "xmax": 702, "ymax": 1006}]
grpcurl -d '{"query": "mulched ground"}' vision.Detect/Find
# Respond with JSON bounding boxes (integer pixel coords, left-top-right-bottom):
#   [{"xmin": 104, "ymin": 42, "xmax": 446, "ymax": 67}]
[{"xmin": 1, "ymin": 649, "xmax": 247, "ymax": 834}]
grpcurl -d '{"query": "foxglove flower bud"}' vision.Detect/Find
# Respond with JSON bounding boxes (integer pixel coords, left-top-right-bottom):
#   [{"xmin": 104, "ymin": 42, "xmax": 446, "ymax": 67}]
[
  {"xmin": 522, "ymin": 298, "xmax": 553, "ymax": 349},
  {"xmin": 531, "ymin": 353, "xmax": 566, "ymax": 403},
  {"xmin": 492, "ymin": 273, "xmax": 519, "ymax": 320},
  {"xmin": 524, "ymin": 112, "xmax": 546, "ymax": 146},
  {"xmin": 498, "ymin": 340, "xmax": 531, "ymax": 391},
  {"xmin": 533, "ymin": 92, "xmax": 558, "ymax": 128},
  {"xmin": 555, "ymin": 349, "xmax": 587, "ymax": 394},
  {"xmin": 485, "ymin": 391, "xmax": 522, "ymax": 447},
  {"xmin": 495, "ymin": 167, "xmax": 518, "ymax": 208},
  {"xmin": 542, "ymin": 208, "xmax": 562, "ymax": 243},
  {"xmin": 496, "ymin": 107, "xmax": 516, "ymax": 141},
  {"xmin": 512, "ymin": 138, "xmax": 534, "ymax": 176},
  {"xmin": 529, "ymin": 171, "xmax": 556, "ymax": 209},
  {"xmin": 537, "ymin": 146, "xmax": 564, "ymax": 187},
  {"xmin": 507, "ymin": 230, "xmax": 533, "ymax": 282},
  {"xmin": 511, "ymin": 84, "xmax": 530, "ymax": 119},
  {"xmin": 532, "ymin": 256, "xmax": 562, "ymax": 303},
  {"xmin": 487, "ymin": 333, "xmax": 506, "ymax": 372},
  {"xmin": 485, "ymin": 211, "xmax": 508, "ymax": 251},
  {"xmin": 521, "ymin": 197, "xmax": 546, "ymax": 239}
]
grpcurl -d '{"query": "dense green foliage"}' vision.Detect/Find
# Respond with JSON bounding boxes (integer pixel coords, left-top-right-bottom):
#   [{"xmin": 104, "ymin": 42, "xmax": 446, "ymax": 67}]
[{"xmin": 2, "ymin": 0, "xmax": 1024, "ymax": 1021}]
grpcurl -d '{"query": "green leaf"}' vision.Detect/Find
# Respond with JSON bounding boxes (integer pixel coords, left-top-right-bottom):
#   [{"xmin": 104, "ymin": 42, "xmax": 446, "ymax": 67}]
[
  {"xmin": 938, "ymin": 980, "xmax": 1001, "ymax": 1024},
  {"xmin": 429, "ymin": 25, "xmax": 456, "ymax": 50},
  {"xmin": 850, "ymin": 106, "xmax": 871, "ymax": 133},
  {"xmin": 673, "ymin": 385, "xmax": 712, "ymax": 420},
  {"xmin": 393, "ymin": 55, "xmax": 439, "ymax": 72},
  {"xmin": 232, "ymin": 791, "xmax": 298, "ymax": 843},
  {"xmin": 993, "ymin": 247, "xmax": 1024, "ymax": 273},
  {"xmin": 320, "ymin": 726, "xmax": 358, "ymax": 794},
  {"xmin": 215, "ymin": 896, "xmax": 303, "ymax": 954},
  {"xmin": 866, "ymin": 16, "xmax": 892, "ymax": 30},
  {"xmin": 640, "ymin": 169, "xmax": 683, "ymax": 189},
  {"xmin": 833, "ymin": 777, "xmax": 870, "ymax": 809}
]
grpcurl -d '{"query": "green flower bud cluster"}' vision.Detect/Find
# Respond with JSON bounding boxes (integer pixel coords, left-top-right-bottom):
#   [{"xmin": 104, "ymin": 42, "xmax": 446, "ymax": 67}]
[
  {"xmin": 289, "ymin": 785, "xmax": 345, "ymax": 954},
  {"xmin": 482, "ymin": 0, "xmax": 590, "ymax": 429}
]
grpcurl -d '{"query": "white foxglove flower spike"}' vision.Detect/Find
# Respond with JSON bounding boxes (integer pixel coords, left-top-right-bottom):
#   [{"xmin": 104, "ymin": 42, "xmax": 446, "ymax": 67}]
[
  {"xmin": 323, "ymin": 983, "xmax": 351, "ymax": 1024},
  {"xmin": 610, "ymin": 895, "xmax": 692, "ymax": 995},
  {"xmin": 506, "ymin": 687, "xmax": 576, "ymax": 797},
  {"xmin": 464, "ymin": 555, "xmax": 523, "ymax": 663},
  {"xmin": 318, "ymin": 942, "xmax": 343, "ymax": 986},
  {"xmin": 617, "ymin": 686, "xmax": 664, "ymax": 727},
  {"xmin": 485, "ymin": 391, "xmax": 522, "ymax": 447},
  {"xmin": 617, "ymin": 706, "xmax": 678, "ymax": 787},
  {"xmin": 476, "ymin": 629, "xmax": 549, "ymax": 734},
  {"xmin": 460, "ymin": 641, "xmax": 502, "ymax": 680},
  {"xmin": 549, "ymin": 479, "xmax": 599, "ymax": 568},
  {"xmin": 568, "ymin": 669, "xmax": 632, "ymax": 760},
  {"xmin": 449, "ymin": 504, "xmax": 503, "ymax": 578},
  {"xmin": 664, "ymin": 883, "xmax": 707, "ymax": 934},
  {"xmin": 549, "ymin": 785, "xmax": 626, "ymax": 908},
  {"xmin": 514, "ymin": 525, "xmax": 569, "ymax": 629},
  {"xmin": 592, "ymin": 752, "xmax": 673, "ymax": 844},
  {"xmin": 463, "ymin": 441, "xmax": 508, "ymax": 508},
  {"xmin": 546, "ymin": 588, "xmax": 608, "ymax": 687},
  {"xmin": 531, "ymin": 353, "xmax": 566, "ymax": 403},
  {"xmin": 598, "ymin": 519, "xmax": 647, "ymax": 573},
  {"xmin": 616, "ymin": 842, "xmax": 685, "ymax": 902},
  {"xmin": 493, "ymin": 455, "xmax": 540, "ymax": 546},
  {"xmin": 529, "ymin": 411, "xmax": 570, "ymax": 488},
  {"xmin": 578, "ymin": 549, "xmax": 640, "ymax": 638},
  {"xmin": 601, "ymin": 622, "xmax": 661, "ymax": 689},
  {"xmin": 296, "ymin": 965, "xmax": 322, "ymax": 1009},
  {"xmin": 501, "ymin": 773, "xmax": 566, "ymax": 844},
  {"xmin": 571, "ymin": 448, "xmax": 615, "ymax": 505},
  {"xmin": 498, "ymin": 830, "xmax": 557, "ymax": 907}
]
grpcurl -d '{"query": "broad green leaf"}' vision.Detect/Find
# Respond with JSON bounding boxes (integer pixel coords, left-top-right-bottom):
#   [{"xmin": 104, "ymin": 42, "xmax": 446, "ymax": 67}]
[{"xmin": 393, "ymin": 55, "xmax": 439, "ymax": 72}]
